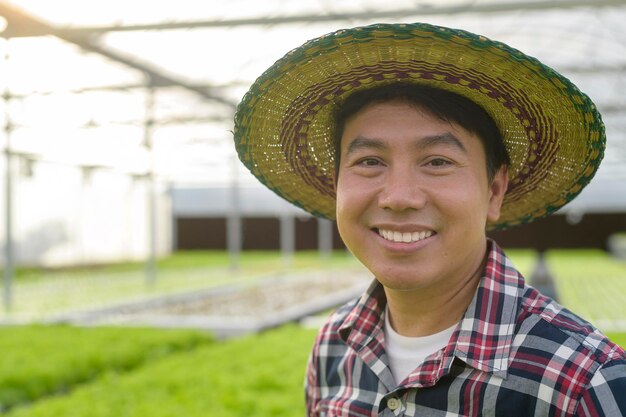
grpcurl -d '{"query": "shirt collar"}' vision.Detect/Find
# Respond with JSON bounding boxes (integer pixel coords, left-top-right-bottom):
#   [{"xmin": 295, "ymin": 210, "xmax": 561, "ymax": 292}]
[
  {"xmin": 337, "ymin": 239, "xmax": 525, "ymax": 378},
  {"xmin": 338, "ymin": 278, "xmax": 387, "ymax": 353},
  {"xmin": 453, "ymin": 239, "xmax": 524, "ymax": 377}
]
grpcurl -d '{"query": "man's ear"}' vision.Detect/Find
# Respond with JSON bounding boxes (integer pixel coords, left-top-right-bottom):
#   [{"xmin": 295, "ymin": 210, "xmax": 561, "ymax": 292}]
[{"xmin": 487, "ymin": 166, "xmax": 509, "ymax": 223}]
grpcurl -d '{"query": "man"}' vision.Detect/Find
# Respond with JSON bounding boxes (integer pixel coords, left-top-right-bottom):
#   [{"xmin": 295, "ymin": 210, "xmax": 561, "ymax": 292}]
[{"xmin": 233, "ymin": 22, "xmax": 626, "ymax": 416}]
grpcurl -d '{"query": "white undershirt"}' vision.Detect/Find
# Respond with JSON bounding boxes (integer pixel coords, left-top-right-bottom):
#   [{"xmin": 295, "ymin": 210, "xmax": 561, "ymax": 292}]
[{"xmin": 384, "ymin": 306, "xmax": 457, "ymax": 385}]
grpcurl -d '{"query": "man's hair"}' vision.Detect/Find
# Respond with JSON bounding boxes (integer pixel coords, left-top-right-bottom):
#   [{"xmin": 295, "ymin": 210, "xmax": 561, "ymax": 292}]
[{"xmin": 333, "ymin": 83, "xmax": 511, "ymax": 182}]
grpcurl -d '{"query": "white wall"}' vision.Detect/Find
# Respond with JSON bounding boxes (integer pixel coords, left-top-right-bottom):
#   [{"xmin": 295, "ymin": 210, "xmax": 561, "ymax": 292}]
[{"xmin": 0, "ymin": 157, "xmax": 171, "ymax": 267}]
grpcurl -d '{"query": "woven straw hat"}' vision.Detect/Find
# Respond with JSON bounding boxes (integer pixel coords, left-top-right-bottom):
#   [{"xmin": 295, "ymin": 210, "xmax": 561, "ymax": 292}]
[{"xmin": 233, "ymin": 22, "xmax": 605, "ymax": 230}]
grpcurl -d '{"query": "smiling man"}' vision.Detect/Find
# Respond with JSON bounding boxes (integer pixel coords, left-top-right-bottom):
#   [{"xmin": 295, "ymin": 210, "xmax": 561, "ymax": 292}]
[
  {"xmin": 334, "ymin": 85, "xmax": 509, "ymax": 341},
  {"xmin": 234, "ymin": 23, "xmax": 626, "ymax": 416}
]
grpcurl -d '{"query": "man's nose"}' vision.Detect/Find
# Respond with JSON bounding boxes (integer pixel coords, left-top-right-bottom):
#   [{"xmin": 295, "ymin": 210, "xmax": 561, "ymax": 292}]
[{"xmin": 377, "ymin": 165, "xmax": 427, "ymax": 212}]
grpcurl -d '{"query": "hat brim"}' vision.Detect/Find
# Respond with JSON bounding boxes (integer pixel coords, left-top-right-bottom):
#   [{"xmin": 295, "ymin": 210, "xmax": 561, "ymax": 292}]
[{"xmin": 234, "ymin": 22, "xmax": 605, "ymax": 230}]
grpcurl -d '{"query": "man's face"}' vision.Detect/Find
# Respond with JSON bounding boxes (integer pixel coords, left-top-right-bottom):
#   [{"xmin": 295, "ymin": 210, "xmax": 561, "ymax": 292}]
[{"xmin": 335, "ymin": 101, "xmax": 508, "ymax": 293}]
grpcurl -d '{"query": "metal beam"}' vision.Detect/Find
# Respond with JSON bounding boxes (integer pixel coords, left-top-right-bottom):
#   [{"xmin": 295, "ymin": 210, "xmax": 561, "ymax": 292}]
[
  {"xmin": 0, "ymin": 0, "xmax": 50, "ymax": 37},
  {"xmin": 0, "ymin": 1, "xmax": 237, "ymax": 110},
  {"xmin": 63, "ymin": 40, "xmax": 236, "ymax": 110},
  {"xmin": 559, "ymin": 64, "xmax": 626, "ymax": 75},
  {"xmin": 598, "ymin": 104, "xmax": 626, "ymax": 115},
  {"xmin": 7, "ymin": 114, "xmax": 231, "ymax": 130},
  {"xmin": 10, "ymin": 81, "xmax": 248, "ymax": 96},
  {"xmin": 8, "ymin": 0, "xmax": 626, "ymax": 35},
  {"xmin": 8, "ymin": 65, "xmax": 625, "ymax": 98},
  {"xmin": 2, "ymin": 0, "xmax": 624, "ymax": 110}
]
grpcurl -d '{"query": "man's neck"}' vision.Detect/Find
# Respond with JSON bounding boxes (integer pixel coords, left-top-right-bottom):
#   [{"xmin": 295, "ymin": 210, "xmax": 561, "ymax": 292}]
[{"xmin": 383, "ymin": 252, "xmax": 486, "ymax": 337}]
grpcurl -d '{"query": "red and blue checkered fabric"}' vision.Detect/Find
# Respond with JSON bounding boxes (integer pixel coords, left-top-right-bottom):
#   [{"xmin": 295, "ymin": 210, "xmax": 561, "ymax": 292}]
[{"xmin": 305, "ymin": 240, "xmax": 626, "ymax": 416}]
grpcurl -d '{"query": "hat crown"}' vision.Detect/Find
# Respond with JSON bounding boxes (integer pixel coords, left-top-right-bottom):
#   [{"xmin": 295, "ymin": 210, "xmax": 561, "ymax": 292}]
[{"xmin": 234, "ymin": 22, "xmax": 605, "ymax": 230}]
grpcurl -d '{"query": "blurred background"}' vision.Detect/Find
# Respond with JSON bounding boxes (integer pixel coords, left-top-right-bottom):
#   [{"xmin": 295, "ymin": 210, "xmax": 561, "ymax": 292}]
[{"xmin": 1, "ymin": 1, "xmax": 626, "ymax": 416}]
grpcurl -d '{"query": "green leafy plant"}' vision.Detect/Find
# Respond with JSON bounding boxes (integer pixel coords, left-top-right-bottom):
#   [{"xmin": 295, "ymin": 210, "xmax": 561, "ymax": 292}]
[
  {"xmin": 4, "ymin": 325, "xmax": 317, "ymax": 417},
  {"xmin": 0, "ymin": 325, "xmax": 213, "ymax": 412},
  {"xmin": 546, "ymin": 249, "xmax": 626, "ymax": 329}
]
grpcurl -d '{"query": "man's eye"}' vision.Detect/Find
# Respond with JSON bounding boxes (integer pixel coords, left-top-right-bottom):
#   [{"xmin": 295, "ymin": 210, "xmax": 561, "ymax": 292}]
[
  {"xmin": 427, "ymin": 158, "xmax": 451, "ymax": 167},
  {"xmin": 359, "ymin": 158, "xmax": 381, "ymax": 166}
]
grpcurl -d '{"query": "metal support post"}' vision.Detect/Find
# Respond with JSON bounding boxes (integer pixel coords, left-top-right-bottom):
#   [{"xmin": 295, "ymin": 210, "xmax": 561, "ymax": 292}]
[
  {"xmin": 280, "ymin": 213, "xmax": 295, "ymax": 268},
  {"xmin": 3, "ymin": 104, "xmax": 13, "ymax": 313},
  {"xmin": 143, "ymin": 85, "xmax": 157, "ymax": 288},
  {"xmin": 318, "ymin": 218, "xmax": 333, "ymax": 260},
  {"xmin": 2, "ymin": 43, "xmax": 14, "ymax": 313},
  {"xmin": 227, "ymin": 153, "xmax": 241, "ymax": 271}
]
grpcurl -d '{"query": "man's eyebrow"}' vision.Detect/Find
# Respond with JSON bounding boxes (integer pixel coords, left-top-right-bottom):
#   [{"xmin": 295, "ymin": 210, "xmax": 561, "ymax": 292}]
[
  {"xmin": 345, "ymin": 133, "xmax": 467, "ymax": 155},
  {"xmin": 345, "ymin": 137, "xmax": 388, "ymax": 155},
  {"xmin": 416, "ymin": 133, "xmax": 467, "ymax": 153}
]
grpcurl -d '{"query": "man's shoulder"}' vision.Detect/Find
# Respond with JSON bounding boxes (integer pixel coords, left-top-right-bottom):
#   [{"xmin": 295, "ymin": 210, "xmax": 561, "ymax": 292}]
[{"xmin": 516, "ymin": 285, "xmax": 626, "ymax": 370}]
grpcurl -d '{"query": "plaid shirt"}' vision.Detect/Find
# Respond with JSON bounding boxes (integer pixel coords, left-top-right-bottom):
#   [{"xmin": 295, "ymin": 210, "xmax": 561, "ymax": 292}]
[{"xmin": 305, "ymin": 241, "xmax": 626, "ymax": 416}]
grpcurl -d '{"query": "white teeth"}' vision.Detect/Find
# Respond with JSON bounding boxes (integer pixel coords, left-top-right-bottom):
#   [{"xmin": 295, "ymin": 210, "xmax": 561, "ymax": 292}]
[{"xmin": 378, "ymin": 229, "xmax": 433, "ymax": 243}]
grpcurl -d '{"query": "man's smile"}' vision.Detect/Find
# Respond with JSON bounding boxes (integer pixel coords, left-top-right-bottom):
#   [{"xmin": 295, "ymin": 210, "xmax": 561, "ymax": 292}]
[{"xmin": 376, "ymin": 228, "xmax": 435, "ymax": 243}]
